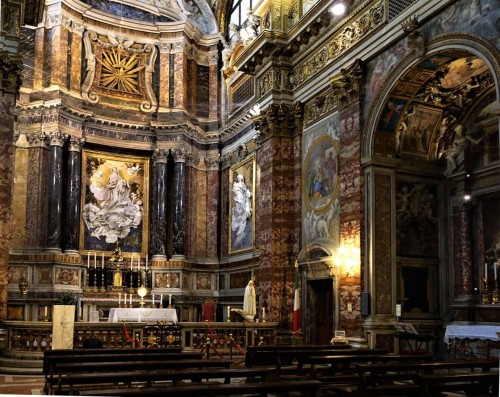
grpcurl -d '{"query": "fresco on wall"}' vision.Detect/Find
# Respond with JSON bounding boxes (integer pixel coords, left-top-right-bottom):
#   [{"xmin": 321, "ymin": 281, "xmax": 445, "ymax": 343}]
[
  {"xmin": 423, "ymin": 0, "xmax": 500, "ymax": 50},
  {"xmin": 377, "ymin": 97, "xmax": 407, "ymax": 133},
  {"xmin": 303, "ymin": 135, "xmax": 339, "ymax": 215},
  {"xmin": 80, "ymin": 150, "xmax": 149, "ymax": 255}
]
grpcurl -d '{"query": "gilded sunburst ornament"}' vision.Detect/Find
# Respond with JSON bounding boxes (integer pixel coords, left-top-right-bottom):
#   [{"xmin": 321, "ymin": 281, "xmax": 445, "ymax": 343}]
[{"xmin": 97, "ymin": 48, "xmax": 145, "ymax": 93}]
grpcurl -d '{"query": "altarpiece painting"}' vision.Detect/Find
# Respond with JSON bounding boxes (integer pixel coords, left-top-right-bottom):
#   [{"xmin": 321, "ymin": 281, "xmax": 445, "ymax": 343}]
[
  {"xmin": 80, "ymin": 150, "xmax": 149, "ymax": 256},
  {"xmin": 229, "ymin": 154, "xmax": 256, "ymax": 254}
]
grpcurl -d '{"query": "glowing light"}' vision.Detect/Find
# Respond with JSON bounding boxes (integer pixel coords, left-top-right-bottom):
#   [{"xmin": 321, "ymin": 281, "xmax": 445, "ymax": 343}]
[{"xmin": 331, "ymin": 1, "xmax": 347, "ymax": 16}]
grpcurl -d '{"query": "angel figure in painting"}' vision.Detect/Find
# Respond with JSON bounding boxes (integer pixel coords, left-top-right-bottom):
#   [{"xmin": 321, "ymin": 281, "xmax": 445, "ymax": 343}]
[
  {"xmin": 232, "ymin": 279, "xmax": 256, "ymax": 322},
  {"xmin": 231, "ymin": 173, "xmax": 252, "ymax": 249}
]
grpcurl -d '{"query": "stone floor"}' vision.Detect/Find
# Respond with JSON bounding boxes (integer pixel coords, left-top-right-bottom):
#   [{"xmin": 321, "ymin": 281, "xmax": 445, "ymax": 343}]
[{"xmin": 0, "ymin": 375, "xmax": 44, "ymax": 395}]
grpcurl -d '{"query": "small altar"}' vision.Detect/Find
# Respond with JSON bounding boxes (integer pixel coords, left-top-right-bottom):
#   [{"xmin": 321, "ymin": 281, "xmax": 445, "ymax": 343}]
[
  {"xmin": 108, "ymin": 308, "xmax": 178, "ymax": 323},
  {"xmin": 444, "ymin": 325, "xmax": 500, "ymax": 359}
]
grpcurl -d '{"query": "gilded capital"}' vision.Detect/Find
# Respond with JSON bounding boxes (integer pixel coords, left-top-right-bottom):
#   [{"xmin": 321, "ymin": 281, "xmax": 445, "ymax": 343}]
[{"xmin": 330, "ymin": 59, "xmax": 364, "ymax": 107}]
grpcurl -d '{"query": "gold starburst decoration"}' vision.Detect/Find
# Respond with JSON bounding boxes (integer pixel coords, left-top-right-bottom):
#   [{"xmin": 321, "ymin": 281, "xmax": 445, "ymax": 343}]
[{"xmin": 97, "ymin": 48, "xmax": 145, "ymax": 93}]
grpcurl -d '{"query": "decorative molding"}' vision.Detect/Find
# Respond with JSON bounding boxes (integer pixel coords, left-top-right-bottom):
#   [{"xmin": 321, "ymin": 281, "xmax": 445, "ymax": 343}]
[
  {"xmin": 329, "ymin": 59, "xmax": 364, "ymax": 108},
  {"xmin": 68, "ymin": 136, "xmax": 85, "ymax": 152},
  {"xmin": 48, "ymin": 130, "xmax": 68, "ymax": 147},
  {"xmin": 153, "ymin": 148, "xmax": 169, "ymax": 164},
  {"xmin": 26, "ymin": 132, "xmax": 50, "ymax": 149}
]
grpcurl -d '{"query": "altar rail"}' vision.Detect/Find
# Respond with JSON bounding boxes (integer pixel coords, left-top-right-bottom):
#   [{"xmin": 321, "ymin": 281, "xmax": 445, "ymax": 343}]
[{"xmin": 0, "ymin": 321, "xmax": 278, "ymax": 363}]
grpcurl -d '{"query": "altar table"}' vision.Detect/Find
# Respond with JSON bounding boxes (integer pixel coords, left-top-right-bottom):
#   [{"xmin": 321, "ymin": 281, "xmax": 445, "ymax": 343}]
[
  {"xmin": 108, "ymin": 308, "xmax": 178, "ymax": 323},
  {"xmin": 444, "ymin": 325, "xmax": 500, "ymax": 359}
]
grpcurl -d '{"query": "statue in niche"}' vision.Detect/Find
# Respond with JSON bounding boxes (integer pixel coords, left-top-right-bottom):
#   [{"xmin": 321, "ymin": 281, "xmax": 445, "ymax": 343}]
[{"xmin": 443, "ymin": 123, "xmax": 483, "ymax": 176}]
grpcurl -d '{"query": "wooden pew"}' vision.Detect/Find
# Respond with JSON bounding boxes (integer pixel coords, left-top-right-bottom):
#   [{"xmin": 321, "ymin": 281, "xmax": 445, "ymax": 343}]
[
  {"xmin": 352, "ymin": 359, "xmax": 499, "ymax": 397},
  {"xmin": 245, "ymin": 344, "xmax": 351, "ymax": 367},
  {"xmin": 77, "ymin": 379, "xmax": 324, "ymax": 397},
  {"xmin": 303, "ymin": 353, "xmax": 433, "ymax": 377},
  {"xmin": 50, "ymin": 359, "xmax": 232, "ymax": 395},
  {"xmin": 245, "ymin": 345, "xmax": 387, "ymax": 370},
  {"xmin": 44, "ymin": 350, "xmax": 201, "ymax": 394},
  {"xmin": 419, "ymin": 372, "xmax": 499, "ymax": 397},
  {"xmin": 64, "ymin": 368, "xmax": 270, "ymax": 395}
]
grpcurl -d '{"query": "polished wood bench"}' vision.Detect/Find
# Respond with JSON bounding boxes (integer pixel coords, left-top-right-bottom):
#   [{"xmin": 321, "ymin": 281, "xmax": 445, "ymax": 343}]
[
  {"xmin": 63, "ymin": 368, "xmax": 270, "ymax": 395},
  {"xmin": 77, "ymin": 379, "xmax": 324, "ymax": 397},
  {"xmin": 50, "ymin": 359, "xmax": 232, "ymax": 394},
  {"xmin": 419, "ymin": 372, "xmax": 499, "ymax": 397},
  {"xmin": 43, "ymin": 347, "xmax": 187, "ymax": 394},
  {"xmin": 245, "ymin": 344, "xmax": 352, "ymax": 367}
]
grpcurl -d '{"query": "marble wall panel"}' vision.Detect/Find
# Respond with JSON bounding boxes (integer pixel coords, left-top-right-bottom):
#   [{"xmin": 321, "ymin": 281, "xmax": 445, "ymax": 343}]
[
  {"xmin": 10, "ymin": 147, "xmax": 28, "ymax": 250},
  {"xmin": 0, "ymin": 113, "xmax": 14, "ymax": 319},
  {"xmin": 206, "ymin": 169, "xmax": 219, "ymax": 259},
  {"xmin": 70, "ymin": 32, "xmax": 82, "ymax": 92},
  {"xmin": 373, "ymin": 173, "xmax": 392, "ymax": 314},
  {"xmin": 209, "ymin": 64, "xmax": 218, "ymax": 119},
  {"xmin": 221, "ymin": 167, "xmax": 229, "ymax": 255},
  {"xmin": 195, "ymin": 169, "xmax": 207, "ymax": 257},
  {"xmin": 174, "ymin": 53, "xmax": 187, "ymax": 110},
  {"xmin": 51, "ymin": 25, "xmax": 68, "ymax": 87},
  {"xmin": 185, "ymin": 166, "xmax": 196, "ymax": 258},
  {"xmin": 55, "ymin": 268, "xmax": 78, "ymax": 286},
  {"xmin": 196, "ymin": 273, "xmax": 212, "ymax": 290},
  {"xmin": 33, "ymin": 27, "xmax": 44, "ymax": 89},
  {"xmin": 37, "ymin": 266, "xmax": 52, "ymax": 285},
  {"xmin": 158, "ymin": 52, "xmax": 170, "ymax": 108}
]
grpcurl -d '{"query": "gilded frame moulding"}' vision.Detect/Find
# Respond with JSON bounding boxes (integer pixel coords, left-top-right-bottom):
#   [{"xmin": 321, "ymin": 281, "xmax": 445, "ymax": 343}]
[
  {"xmin": 79, "ymin": 150, "xmax": 150, "ymax": 258},
  {"xmin": 81, "ymin": 31, "xmax": 158, "ymax": 113},
  {"xmin": 291, "ymin": 0, "xmax": 385, "ymax": 89},
  {"xmin": 228, "ymin": 153, "xmax": 256, "ymax": 255},
  {"xmin": 303, "ymin": 135, "xmax": 340, "ymax": 215}
]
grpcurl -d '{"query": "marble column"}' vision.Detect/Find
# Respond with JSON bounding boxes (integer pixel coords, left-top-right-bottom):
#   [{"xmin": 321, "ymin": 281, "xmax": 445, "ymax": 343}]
[
  {"xmin": 64, "ymin": 137, "xmax": 85, "ymax": 255},
  {"xmin": 47, "ymin": 131, "xmax": 67, "ymax": 253},
  {"xmin": 158, "ymin": 44, "xmax": 171, "ymax": 109},
  {"xmin": 152, "ymin": 149, "xmax": 168, "ymax": 261},
  {"xmin": 172, "ymin": 148, "xmax": 187, "ymax": 260}
]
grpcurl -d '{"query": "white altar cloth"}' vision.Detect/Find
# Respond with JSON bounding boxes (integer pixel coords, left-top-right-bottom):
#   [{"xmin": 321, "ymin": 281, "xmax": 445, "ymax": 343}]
[
  {"xmin": 444, "ymin": 325, "xmax": 500, "ymax": 344},
  {"xmin": 108, "ymin": 308, "xmax": 178, "ymax": 323}
]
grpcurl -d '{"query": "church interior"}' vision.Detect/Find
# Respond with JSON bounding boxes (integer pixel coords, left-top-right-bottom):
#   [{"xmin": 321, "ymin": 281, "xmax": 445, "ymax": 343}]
[{"xmin": 0, "ymin": 0, "xmax": 499, "ymax": 375}]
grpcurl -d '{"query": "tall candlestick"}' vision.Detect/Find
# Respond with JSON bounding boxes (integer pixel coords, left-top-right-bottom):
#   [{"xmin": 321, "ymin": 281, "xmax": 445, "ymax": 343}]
[
  {"xmin": 169, "ymin": 294, "xmax": 172, "ymax": 306},
  {"xmin": 227, "ymin": 306, "xmax": 230, "ymax": 318},
  {"xmin": 102, "ymin": 253, "xmax": 104, "ymax": 269},
  {"xmin": 124, "ymin": 293, "xmax": 127, "ymax": 304},
  {"xmin": 130, "ymin": 294, "xmax": 132, "ymax": 305},
  {"xmin": 146, "ymin": 255, "xmax": 148, "ymax": 271},
  {"xmin": 87, "ymin": 252, "xmax": 90, "ymax": 269},
  {"xmin": 119, "ymin": 293, "xmax": 121, "ymax": 305},
  {"xmin": 152, "ymin": 295, "xmax": 155, "ymax": 305},
  {"xmin": 495, "ymin": 262, "xmax": 498, "ymax": 281},
  {"xmin": 485, "ymin": 263, "xmax": 488, "ymax": 280},
  {"xmin": 138, "ymin": 255, "xmax": 141, "ymax": 271},
  {"xmin": 131, "ymin": 255, "xmax": 133, "ymax": 271},
  {"xmin": 262, "ymin": 307, "xmax": 265, "ymax": 318},
  {"xmin": 160, "ymin": 294, "xmax": 163, "ymax": 305},
  {"xmin": 94, "ymin": 252, "xmax": 97, "ymax": 269},
  {"xmin": 44, "ymin": 306, "xmax": 48, "ymax": 318}
]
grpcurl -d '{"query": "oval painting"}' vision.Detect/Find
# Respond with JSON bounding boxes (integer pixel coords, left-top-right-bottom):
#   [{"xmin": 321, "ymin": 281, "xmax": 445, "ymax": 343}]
[{"xmin": 303, "ymin": 135, "xmax": 339, "ymax": 214}]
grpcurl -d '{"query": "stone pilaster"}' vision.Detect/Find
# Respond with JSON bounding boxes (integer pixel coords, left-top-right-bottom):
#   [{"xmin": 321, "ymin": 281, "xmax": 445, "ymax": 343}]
[
  {"xmin": 158, "ymin": 44, "xmax": 171, "ymax": 109},
  {"xmin": 185, "ymin": 154, "xmax": 200, "ymax": 259},
  {"xmin": 171, "ymin": 148, "xmax": 187, "ymax": 260},
  {"xmin": 331, "ymin": 59, "xmax": 364, "ymax": 338},
  {"xmin": 64, "ymin": 137, "xmax": 85, "ymax": 254},
  {"xmin": 456, "ymin": 202, "xmax": 474, "ymax": 299},
  {"xmin": 0, "ymin": 55, "xmax": 22, "ymax": 320},
  {"xmin": 47, "ymin": 130, "xmax": 68, "ymax": 252},
  {"xmin": 152, "ymin": 149, "xmax": 168, "ymax": 261},
  {"xmin": 208, "ymin": 51, "xmax": 218, "ymax": 120},
  {"xmin": 205, "ymin": 157, "xmax": 220, "ymax": 261},
  {"xmin": 48, "ymin": 12, "xmax": 67, "ymax": 87},
  {"xmin": 25, "ymin": 132, "xmax": 50, "ymax": 251},
  {"xmin": 173, "ymin": 42, "xmax": 187, "ymax": 110},
  {"xmin": 252, "ymin": 104, "xmax": 302, "ymax": 330}
]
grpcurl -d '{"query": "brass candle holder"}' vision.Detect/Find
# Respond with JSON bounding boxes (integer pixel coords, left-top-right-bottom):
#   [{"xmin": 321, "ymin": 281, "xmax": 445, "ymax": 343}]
[
  {"xmin": 492, "ymin": 287, "xmax": 499, "ymax": 305},
  {"xmin": 100, "ymin": 270, "xmax": 106, "ymax": 293},
  {"xmin": 85, "ymin": 269, "xmax": 91, "ymax": 293},
  {"xmin": 92, "ymin": 270, "xmax": 98, "ymax": 293},
  {"xmin": 481, "ymin": 277, "xmax": 490, "ymax": 304}
]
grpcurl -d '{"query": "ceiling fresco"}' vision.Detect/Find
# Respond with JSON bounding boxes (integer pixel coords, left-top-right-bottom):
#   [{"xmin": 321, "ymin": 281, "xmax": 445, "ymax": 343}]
[{"xmin": 375, "ymin": 51, "xmax": 495, "ymax": 166}]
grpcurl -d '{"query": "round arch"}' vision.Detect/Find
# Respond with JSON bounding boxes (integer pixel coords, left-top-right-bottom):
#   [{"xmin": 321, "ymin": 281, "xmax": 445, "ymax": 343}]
[{"xmin": 363, "ymin": 33, "xmax": 500, "ymax": 159}]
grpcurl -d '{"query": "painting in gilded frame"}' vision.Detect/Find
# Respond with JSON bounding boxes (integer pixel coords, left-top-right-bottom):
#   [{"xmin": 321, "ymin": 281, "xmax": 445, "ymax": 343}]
[
  {"xmin": 229, "ymin": 154, "xmax": 256, "ymax": 254},
  {"xmin": 303, "ymin": 136, "xmax": 339, "ymax": 214},
  {"xmin": 80, "ymin": 150, "xmax": 149, "ymax": 256}
]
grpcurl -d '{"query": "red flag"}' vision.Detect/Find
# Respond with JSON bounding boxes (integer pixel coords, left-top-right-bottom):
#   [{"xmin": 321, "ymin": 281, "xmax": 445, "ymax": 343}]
[{"xmin": 292, "ymin": 269, "xmax": 301, "ymax": 335}]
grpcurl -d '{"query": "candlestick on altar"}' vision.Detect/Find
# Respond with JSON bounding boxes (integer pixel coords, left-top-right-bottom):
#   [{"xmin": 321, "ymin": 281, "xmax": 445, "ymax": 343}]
[
  {"xmin": 85, "ymin": 268, "xmax": 90, "ymax": 292},
  {"xmin": 168, "ymin": 294, "xmax": 172, "ymax": 307},
  {"xmin": 160, "ymin": 294, "xmax": 163, "ymax": 308},
  {"xmin": 87, "ymin": 252, "xmax": 90, "ymax": 269},
  {"xmin": 227, "ymin": 306, "xmax": 231, "ymax": 322},
  {"xmin": 494, "ymin": 262, "xmax": 498, "ymax": 281},
  {"xmin": 94, "ymin": 252, "xmax": 97, "ymax": 269},
  {"xmin": 146, "ymin": 255, "xmax": 148, "ymax": 271},
  {"xmin": 129, "ymin": 294, "xmax": 132, "ymax": 307},
  {"xmin": 130, "ymin": 255, "xmax": 133, "ymax": 271},
  {"xmin": 138, "ymin": 255, "xmax": 141, "ymax": 271},
  {"xmin": 262, "ymin": 307, "xmax": 266, "ymax": 323},
  {"xmin": 100, "ymin": 269, "xmax": 106, "ymax": 293},
  {"xmin": 119, "ymin": 293, "xmax": 121, "ymax": 307},
  {"xmin": 152, "ymin": 294, "xmax": 155, "ymax": 307},
  {"xmin": 102, "ymin": 253, "xmax": 104, "ymax": 269},
  {"xmin": 485, "ymin": 262, "xmax": 488, "ymax": 280}
]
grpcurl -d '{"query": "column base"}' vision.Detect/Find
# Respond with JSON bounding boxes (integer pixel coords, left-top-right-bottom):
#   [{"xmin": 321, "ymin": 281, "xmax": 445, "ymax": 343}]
[
  {"xmin": 46, "ymin": 248, "xmax": 62, "ymax": 254},
  {"xmin": 64, "ymin": 249, "xmax": 80, "ymax": 256},
  {"xmin": 151, "ymin": 255, "xmax": 167, "ymax": 261},
  {"xmin": 170, "ymin": 254, "xmax": 186, "ymax": 261}
]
